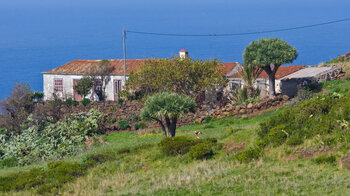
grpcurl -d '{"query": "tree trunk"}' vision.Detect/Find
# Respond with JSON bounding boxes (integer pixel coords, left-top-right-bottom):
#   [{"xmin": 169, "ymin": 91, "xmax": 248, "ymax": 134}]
[
  {"xmin": 168, "ymin": 117, "xmax": 177, "ymax": 137},
  {"xmin": 261, "ymin": 65, "xmax": 279, "ymax": 97},
  {"xmin": 268, "ymin": 73, "xmax": 276, "ymax": 96},
  {"xmin": 154, "ymin": 118, "xmax": 167, "ymax": 137}
]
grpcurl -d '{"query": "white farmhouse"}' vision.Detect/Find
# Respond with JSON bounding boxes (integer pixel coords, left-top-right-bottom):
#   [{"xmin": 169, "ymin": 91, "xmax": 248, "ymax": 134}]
[
  {"xmin": 42, "ymin": 50, "xmax": 239, "ymax": 101},
  {"xmin": 42, "ymin": 59, "xmax": 144, "ymax": 101}
]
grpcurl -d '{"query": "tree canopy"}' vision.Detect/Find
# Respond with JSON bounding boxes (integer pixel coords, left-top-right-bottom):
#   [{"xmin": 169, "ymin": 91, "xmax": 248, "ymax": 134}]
[
  {"xmin": 140, "ymin": 92, "xmax": 196, "ymax": 137},
  {"xmin": 87, "ymin": 60, "xmax": 114, "ymax": 101},
  {"xmin": 243, "ymin": 38, "xmax": 298, "ymax": 96},
  {"xmin": 0, "ymin": 83, "xmax": 34, "ymax": 135},
  {"xmin": 125, "ymin": 57, "xmax": 225, "ymax": 100},
  {"xmin": 73, "ymin": 77, "xmax": 93, "ymax": 98}
]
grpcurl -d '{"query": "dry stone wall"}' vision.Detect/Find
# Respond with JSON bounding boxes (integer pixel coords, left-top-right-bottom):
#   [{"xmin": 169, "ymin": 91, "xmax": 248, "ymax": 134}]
[{"xmin": 61, "ymin": 95, "xmax": 289, "ymax": 131}]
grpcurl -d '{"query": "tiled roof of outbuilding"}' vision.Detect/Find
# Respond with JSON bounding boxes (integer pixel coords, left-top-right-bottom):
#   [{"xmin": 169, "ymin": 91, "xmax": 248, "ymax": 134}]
[{"xmin": 230, "ymin": 65, "xmax": 306, "ymax": 79}]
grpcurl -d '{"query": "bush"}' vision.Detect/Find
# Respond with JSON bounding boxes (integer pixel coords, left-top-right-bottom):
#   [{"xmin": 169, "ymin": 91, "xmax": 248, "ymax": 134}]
[
  {"xmin": 118, "ymin": 119, "xmax": 130, "ymax": 130},
  {"xmin": 204, "ymin": 116, "xmax": 212, "ymax": 123},
  {"xmin": 0, "ymin": 157, "xmax": 17, "ymax": 168},
  {"xmin": 81, "ymin": 98, "xmax": 91, "ymax": 106},
  {"xmin": 0, "ymin": 161, "xmax": 87, "ymax": 194},
  {"xmin": 66, "ymin": 98, "xmax": 79, "ymax": 106},
  {"xmin": 132, "ymin": 114, "xmax": 140, "ymax": 122},
  {"xmin": 286, "ymin": 136, "xmax": 304, "ymax": 146},
  {"xmin": 118, "ymin": 98, "xmax": 124, "ymax": 105},
  {"xmin": 294, "ymin": 89, "xmax": 314, "ymax": 103},
  {"xmin": 159, "ymin": 136, "xmax": 198, "ymax": 156},
  {"xmin": 134, "ymin": 122, "xmax": 147, "ymax": 130},
  {"xmin": 189, "ymin": 142, "xmax": 214, "ymax": 160},
  {"xmin": 83, "ymin": 151, "xmax": 116, "ymax": 167},
  {"xmin": 0, "ymin": 109, "xmax": 104, "ymax": 166},
  {"xmin": 258, "ymin": 95, "xmax": 335, "ymax": 148},
  {"xmin": 236, "ymin": 146, "xmax": 262, "ymax": 163},
  {"xmin": 312, "ymin": 154, "xmax": 337, "ymax": 165}
]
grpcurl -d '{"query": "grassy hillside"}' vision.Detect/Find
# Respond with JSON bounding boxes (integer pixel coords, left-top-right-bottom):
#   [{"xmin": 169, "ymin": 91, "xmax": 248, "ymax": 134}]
[
  {"xmin": 2, "ymin": 80, "xmax": 350, "ymax": 195},
  {"xmin": 321, "ymin": 53, "xmax": 350, "ymax": 73}
]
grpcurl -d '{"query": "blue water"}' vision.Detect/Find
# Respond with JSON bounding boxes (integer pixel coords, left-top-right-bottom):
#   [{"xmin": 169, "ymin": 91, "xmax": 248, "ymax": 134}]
[{"xmin": 1, "ymin": 0, "xmax": 350, "ymax": 99}]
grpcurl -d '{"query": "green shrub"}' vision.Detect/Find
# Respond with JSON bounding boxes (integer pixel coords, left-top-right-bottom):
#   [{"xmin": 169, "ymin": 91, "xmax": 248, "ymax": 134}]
[
  {"xmin": 294, "ymin": 89, "xmax": 314, "ymax": 103},
  {"xmin": 118, "ymin": 98, "xmax": 124, "ymax": 105},
  {"xmin": 65, "ymin": 98, "xmax": 79, "ymax": 106},
  {"xmin": 189, "ymin": 142, "xmax": 214, "ymax": 160},
  {"xmin": 134, "ymin": 123, "xmax": 140, "ymax": 130},
  {"xmin": 258, "ymin": 95, "xmax": 335, "ymax": 148},
  {"xmin": 81, "ymin": 98, "xmax": 91, "ymax": 106},
  {"xmin": 132, "ymin": 114, "xmax": 140, "ymax": 122},
  {"xmin": 159, "ymin": 136, "xmax": 198, "ymax": 156},
  {"xmin": 0, "ymin": 109, "xmax": 104, "ymax": 166},
  {"xmin": 118, "ymin": 119, "xmax": 130, "ymax": 130},
  {"xmin": 0, "ymin": 161, "xmax": 87, "ymax": 194},
  {"xmin": 134, "ymin": 122, "xmax": 147, "ymax": 130},
  {"xmin": 83, "ymin": 152, "xmax": 116, "ymax": 167},
  {"xmin": 204, "ymin": 116, "xmax": 212, "ymax": 124},
  {"xmin": 0, "ymin": 157, "xmax": 17, "ymax": 168},
  {"xmin": 286, "ymin": 136, "xmax": 304, "ymax": 146},
  {"xmin": 312, "ymin": 154, "xmax": 337, "ymax": 165},
  {"xmin": 236, "ymin": 147, "xmax": 262, "ymax": 163}
]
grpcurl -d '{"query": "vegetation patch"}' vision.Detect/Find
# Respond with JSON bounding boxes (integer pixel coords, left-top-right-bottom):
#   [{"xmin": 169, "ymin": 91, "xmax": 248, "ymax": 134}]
[
  {"xmin": 118, "ymin": 119, "xmax": 130, "ymax": 130},
  {"xmin": 0, "ymin": 109, "xmax": 105, "ymax": 166},
  {"xmin": 188, "ymin": 142, "xmax": 214, "ymax": 160},
  {"xmin": 312, "ymin": 154, "xmax": 337, "ymax": 165},
  {"xmin": 235, "ymin": 146, "xmax": 262, "ymax": 163},
  {"xmin": 159, "ymin": 136, "xmax": 198, "ymax": 156}
]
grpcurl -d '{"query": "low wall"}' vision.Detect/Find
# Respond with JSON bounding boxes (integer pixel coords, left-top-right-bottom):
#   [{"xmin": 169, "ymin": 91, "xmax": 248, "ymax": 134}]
[{"xmin": 59, "ymin": 95, "xmax": 289, "ymax": 131}]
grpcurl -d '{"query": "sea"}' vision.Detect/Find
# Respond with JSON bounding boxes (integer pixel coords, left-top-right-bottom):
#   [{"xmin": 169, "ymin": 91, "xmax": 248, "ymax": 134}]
[{"xmin": 0, "ymin": 0, "xmax": 350, "ymax": 99}]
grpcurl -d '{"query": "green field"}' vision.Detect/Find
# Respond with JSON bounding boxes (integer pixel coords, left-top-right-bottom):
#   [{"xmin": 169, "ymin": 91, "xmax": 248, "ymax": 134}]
[{"xmin": 2, "ymin": 80, "xmax": 350, "ymax": 195}]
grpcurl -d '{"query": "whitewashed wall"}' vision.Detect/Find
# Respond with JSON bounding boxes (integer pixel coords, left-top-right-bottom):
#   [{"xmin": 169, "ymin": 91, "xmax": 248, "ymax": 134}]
[
  {"xmin": 43, "ymin": 74, "xmax": 127, "ymax": 101},
  {"xmin": 226, "ymin": 78, "xmax": 282, "ymax": 97}
]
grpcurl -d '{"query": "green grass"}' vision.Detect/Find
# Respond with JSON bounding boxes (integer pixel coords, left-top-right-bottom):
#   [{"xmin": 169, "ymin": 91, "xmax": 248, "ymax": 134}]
[{"xmin": 3, "ymin": 80, "xmax": 350, "ymax": 195}]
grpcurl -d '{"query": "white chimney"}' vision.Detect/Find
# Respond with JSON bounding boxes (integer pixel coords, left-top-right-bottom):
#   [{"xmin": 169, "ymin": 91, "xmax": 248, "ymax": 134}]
[{"xmin": 179, "ymin": 49, "xmax": 188, "ymax": 59}]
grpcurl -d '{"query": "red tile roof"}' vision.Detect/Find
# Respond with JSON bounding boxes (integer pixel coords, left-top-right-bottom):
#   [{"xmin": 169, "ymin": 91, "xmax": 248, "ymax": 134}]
[
  {"xmin": 43, "ymin": 59, "xmax": 145, "ymax": 75},
  {"xmin": 43, "ymin": 59, "xmax": 239, "ymax": 76},
  {"xmin": 220, "ymin": 62, "xmax": 239, "ymax": 75},
  {"xmin": 230, "ymin": 65, "xmax": 306, "ymax": 79},
  {"xmin": 180, "ymin": 49, "xmax": 188, "ymax": 53}
]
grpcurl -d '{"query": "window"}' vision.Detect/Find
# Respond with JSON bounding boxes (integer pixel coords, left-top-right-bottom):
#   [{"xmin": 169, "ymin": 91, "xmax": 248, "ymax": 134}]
[
  {"xmin": 115, "ymin": 80, "xmax": 122, "ymax": 94},
  {"xmin": 54, "ymin": 78, "xmax": 63, "ymax": 92}
]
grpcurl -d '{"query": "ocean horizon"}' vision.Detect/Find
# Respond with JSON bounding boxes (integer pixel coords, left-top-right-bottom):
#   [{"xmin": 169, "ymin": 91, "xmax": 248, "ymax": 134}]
[{"xmin": 1, "ymin": 0, "xmax": 350, "ymax": 99}]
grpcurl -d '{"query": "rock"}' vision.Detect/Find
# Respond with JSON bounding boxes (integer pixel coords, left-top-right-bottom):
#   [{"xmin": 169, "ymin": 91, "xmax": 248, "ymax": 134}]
[
  {"xmin": 282, "ymin": 95, "xmax": 289, "ymax": 101},
  {"xmin": 223, "ymin": 112, "xmax": 230, "ymax": 116},
  {"xmin": 256, "ymin": 102, "xmax": 263, "ymax": 109},
  {"xmin": 239, "ymin": 109, "xmax": 246, "ymax": 114},
  {"xmin": 235, "ymin": 105, "xmax": 241, "ymax": 111},
  {"xmin": 226, "ymin": 105, "xmax": 233, "ymax": 112},
  {"xmin": 247, "ymin": 103, "xmax": 253, "ymax": 109}
]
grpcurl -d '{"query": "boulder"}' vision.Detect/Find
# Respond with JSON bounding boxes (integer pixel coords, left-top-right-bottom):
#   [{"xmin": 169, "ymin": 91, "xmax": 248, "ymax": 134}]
[
  {"xmin": 235, "ymin": 105, "xmax": 241, "ymax": 111},
  {"xmin": 239, "ymin": 109, "xmax": 246, "ymax": 114},
  {"xmin": 247, "ymin": 103, "xmax": 253, "ymax": 109},
  {"xmin": 282, "ymin": 95, "xmax": 289, "ymax": 101}
]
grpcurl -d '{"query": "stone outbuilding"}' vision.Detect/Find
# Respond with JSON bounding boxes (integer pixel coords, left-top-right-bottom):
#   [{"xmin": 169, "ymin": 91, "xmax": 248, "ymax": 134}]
[{"xmin": 226, "ymin": 65, "xmax": 341, "ymax": 97}]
